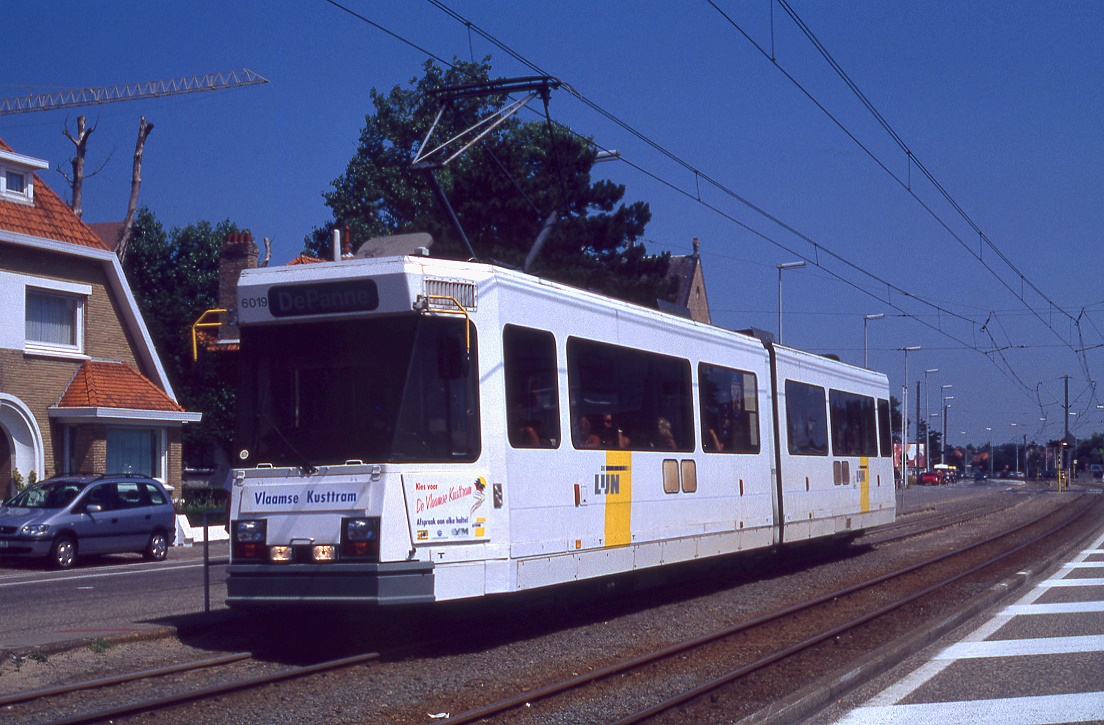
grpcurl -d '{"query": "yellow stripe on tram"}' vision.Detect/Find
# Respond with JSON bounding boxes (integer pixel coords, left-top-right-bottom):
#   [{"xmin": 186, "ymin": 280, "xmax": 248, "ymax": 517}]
[
  {"xmin": 859, "ymin": 456, "xmax": 870, "ymax": 513},
  {"xmin": 604, "ymin": 450, "xmax": 633, "ymax": 547}
]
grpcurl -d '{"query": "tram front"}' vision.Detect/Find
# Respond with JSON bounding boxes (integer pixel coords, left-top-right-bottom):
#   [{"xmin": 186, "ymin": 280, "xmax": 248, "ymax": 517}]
[{"xmin": 226, "ymin": 258, "xmax": 488, "ymax": 606}]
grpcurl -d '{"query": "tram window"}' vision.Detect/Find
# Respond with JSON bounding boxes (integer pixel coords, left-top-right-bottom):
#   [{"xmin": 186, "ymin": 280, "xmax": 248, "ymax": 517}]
[
  {"xmin": 829, "ymin": 390, "xmax": 878, "ymax": 457},
  {"xmin": 237, "ymin": 316, "xmax": 479, "ymax": 467},
  {"xmin": 699, "ymin": 363, "xmax": 760, "ymax": 453},
  {"xmin": 877, "ymin": 398, "xmax": 892, "ymax": 457},
  {"xmin": 504, "ymin": 325, "xmax": 560, "ymax": 449},
  {"xmin": 785, "ymin": 380, "xmax": 828, "ymax": 456},
  {"xmin": 567, "ymin": 338, "xmax": 693, "ymax": 452}
]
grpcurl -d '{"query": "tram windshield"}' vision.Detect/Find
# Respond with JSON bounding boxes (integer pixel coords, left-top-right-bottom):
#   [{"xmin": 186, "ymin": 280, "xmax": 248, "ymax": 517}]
[{"xmin": 236, "ymin": 315, "xmax": 479, "ymax": 467}]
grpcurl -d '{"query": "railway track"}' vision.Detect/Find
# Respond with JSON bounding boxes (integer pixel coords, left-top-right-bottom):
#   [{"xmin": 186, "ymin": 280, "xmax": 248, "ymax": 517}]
[
  {"xmin": 859, "ymin": 493, "xmax": 1024, "ymax": 544},
  {"xmin": 4, "ymin": 647, "xmax": 389, "ymax": 725},
  {"xmin": 4, "ymin": 489, "xmax": 1090, "ymax": 724},
  {"xmin": 435, "ymin": 494, "xmax": 1099, "ymax": 724}
]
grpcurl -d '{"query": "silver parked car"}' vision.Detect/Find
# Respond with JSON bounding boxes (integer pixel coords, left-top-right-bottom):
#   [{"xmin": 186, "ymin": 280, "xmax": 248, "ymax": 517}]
[{"xmin": 0, "ymin": 474, "xmax": 176, "ymax": 569}]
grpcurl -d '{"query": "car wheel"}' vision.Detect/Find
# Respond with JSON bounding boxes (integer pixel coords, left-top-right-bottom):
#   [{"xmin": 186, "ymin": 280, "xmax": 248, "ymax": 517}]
[
  {"xmin": 144, "ymin": 531, "xmax": 168, "ymax": 561},
  {"xmin": 51, "ymin": 537, "xmax": 77, "ymax": 570}
]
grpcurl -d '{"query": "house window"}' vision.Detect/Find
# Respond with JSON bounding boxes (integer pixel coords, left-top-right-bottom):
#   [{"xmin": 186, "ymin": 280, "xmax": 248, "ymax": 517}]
[
  {"xmin": 106, "ymin": 427, "xmax": 164, "ymax": 479},
  {"xmin": 25, "ymin": 288, "xmax": 84, "ymax": 355},
  {"xmin": 0, "ymin": 150, "xmax": 46, "ymax": 204},
  {"xmin": 5, "ymin": 170, "xmax": 25, "ymax": 194}
]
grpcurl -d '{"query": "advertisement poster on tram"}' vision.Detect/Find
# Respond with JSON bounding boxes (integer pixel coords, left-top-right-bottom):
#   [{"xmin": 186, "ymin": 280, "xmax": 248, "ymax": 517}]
[{"xmin": 404, "ymin": 474, "xmax": 489, "ymax": 543}]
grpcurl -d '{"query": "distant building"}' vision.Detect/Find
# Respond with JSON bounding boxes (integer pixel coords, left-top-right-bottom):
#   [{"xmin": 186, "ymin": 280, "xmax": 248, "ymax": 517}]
[
  {"xmin": 0, "ymin": 139, "xmax": 200, "ymax": 496},
  {"xmin": 665, "ymin": 237, "xmax": 712, "ymax": 324}
]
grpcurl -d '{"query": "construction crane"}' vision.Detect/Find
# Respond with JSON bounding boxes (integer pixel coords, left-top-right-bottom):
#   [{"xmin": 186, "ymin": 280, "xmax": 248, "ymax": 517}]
[{"xmin": 0, "ymin": 68, "xmax": 268, "ymax": 116}]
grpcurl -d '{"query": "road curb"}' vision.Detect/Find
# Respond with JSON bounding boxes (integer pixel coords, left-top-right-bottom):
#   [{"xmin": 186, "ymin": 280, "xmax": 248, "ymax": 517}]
[{"xmin": 0, "ymin": 608, "xmax": 244, "ymax": 660}]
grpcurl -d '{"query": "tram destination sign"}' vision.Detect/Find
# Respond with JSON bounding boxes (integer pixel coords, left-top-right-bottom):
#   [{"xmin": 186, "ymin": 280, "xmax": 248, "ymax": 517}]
[{"xmin": 266, "ymin": 279, "xmax": 379, "ymax": 317}]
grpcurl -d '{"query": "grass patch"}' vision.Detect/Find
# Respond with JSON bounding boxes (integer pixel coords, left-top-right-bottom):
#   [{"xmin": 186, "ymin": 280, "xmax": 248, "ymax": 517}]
[{"xmin": 89, "ymin": 638, "xmax": 114, "ymax": 654}]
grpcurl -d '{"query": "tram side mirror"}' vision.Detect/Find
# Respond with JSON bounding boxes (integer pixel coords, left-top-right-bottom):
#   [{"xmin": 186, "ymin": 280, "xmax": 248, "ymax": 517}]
[{"xmin": 437, "ymin": 335, "xmax": 467, "ymax": 380}]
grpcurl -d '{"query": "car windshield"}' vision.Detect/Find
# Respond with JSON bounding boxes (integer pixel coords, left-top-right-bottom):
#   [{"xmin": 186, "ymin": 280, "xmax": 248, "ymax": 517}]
[{"xmin": 6, "ymin": 481, "xmax": 85, "ymax": 509}]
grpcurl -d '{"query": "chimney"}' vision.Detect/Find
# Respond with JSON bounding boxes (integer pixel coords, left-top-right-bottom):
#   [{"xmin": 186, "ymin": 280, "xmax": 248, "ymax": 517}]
[{"xmin": 218, "ymin": 231, "xmax": 258, "ymax": 342}]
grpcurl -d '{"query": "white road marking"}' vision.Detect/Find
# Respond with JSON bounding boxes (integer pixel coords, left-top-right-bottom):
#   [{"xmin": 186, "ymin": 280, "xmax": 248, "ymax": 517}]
[
  {"xmin": 1038, "ymin": 577, "xmax": 1104, "ymax": 587},
  {"xmin": 838, "ymin": 531, "xmax": 1104, "ymax": 715},
  {"xmin": 1002, "ymin": 600, "xmax": 1104, "ymax": 615},
  {"xmin": 832, "ymin": 692, "xmax": 1104, "ymax": 725},
  {"xmin": 937, "ymin": 634, "xmax": 1104, "ymax": 659},
  {"xmin": 0, "ymin": 561, "xmax": 213, "ymax": 588}
]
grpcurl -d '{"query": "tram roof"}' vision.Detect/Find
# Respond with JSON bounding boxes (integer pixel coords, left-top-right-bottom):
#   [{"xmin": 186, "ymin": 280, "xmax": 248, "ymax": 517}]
[{"xmin": 236, "ymin": 255, "xmax": 886, "ymax": 384}]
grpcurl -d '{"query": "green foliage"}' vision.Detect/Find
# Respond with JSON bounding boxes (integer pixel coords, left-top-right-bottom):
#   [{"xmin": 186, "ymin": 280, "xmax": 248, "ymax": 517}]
[
  {"xmin": 122, "ymin": 209, "xmax": 241, "ymax": 461},
  {"xmin": 177, "ymin": 485, "xmax": 228, "ymax": 526},
  {"xmin": 89, "ymin": 638, "xmax": 114, "ymax": 654},
  {"xmin": 307, "ymin": 59, "xmax": 673, "ymax": 307},
  {"xmin": 11, "ymin": 468, "xmax": 36, "ymax": 493}
]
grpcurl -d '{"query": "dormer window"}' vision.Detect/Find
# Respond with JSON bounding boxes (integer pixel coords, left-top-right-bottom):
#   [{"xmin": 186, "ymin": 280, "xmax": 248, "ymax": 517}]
[
  {"xmin": 0, "ymin": 149, "xmax": 47, "ymax": 205},
  {"xmin": 6, "ymin": 170, "xmax": 26, "ymax": 194}
]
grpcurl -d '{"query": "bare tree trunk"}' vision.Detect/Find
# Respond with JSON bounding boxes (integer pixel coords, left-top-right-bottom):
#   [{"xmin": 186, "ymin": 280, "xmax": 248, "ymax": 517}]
[
  {"xmin": 61, "ymin": 116, "xmax": 94, "ymax": 218},
  {"xmin": 116, "ymin": 116, "xmax": 154, "ymax": 262}
]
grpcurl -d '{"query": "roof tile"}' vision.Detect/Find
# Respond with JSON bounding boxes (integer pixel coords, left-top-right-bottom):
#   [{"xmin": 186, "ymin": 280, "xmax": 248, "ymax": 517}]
[
  {"xmin": 57, "ymin": 361, "xmax": 184, "ymax": 412},
  {"xmin": 0, "ymin": 138, "xmax": 108, "ymax": 250},
  {"xmin": 287, "ymin": 253, "xmax": 324, "ymax": 265}
]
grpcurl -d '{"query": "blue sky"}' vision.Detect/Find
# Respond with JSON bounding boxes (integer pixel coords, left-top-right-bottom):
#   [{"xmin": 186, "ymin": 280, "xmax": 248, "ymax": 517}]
[{"xmin": 4, "ymin": 1, "xmax": 1102, "ymax": 449}]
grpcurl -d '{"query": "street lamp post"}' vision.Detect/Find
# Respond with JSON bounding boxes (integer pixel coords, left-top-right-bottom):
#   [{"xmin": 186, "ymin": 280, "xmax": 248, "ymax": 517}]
[
  {"xmin": 863, "ymin": 313, "xmax": 884, "ymax": 368},
  {"xmin": 898, "ymin": 346, "xmax": 921, "ymax": 486},
  {"xmin": 986, "ymin": 426, "xmax": 993, "ymax": 478},
  {"xmin": 961, "ymin": 431, "xmax": 968, "ymax": 473},
  {"xmin": 1011, "ymin": 422, "xmax": 1020, "ymax": 476},
  {"xmin": 930, "ymin": 412, "xmax": 940, "ymax": 469},
  {"xmin": 923, "ymin": 369, "xmax": 938, "ymax": 471},
  {"xmin": 777, "ymin": 261, "xmax": 806, "ymax": 345},
  {"xmin": 942, "ymin": 394, "xmax": 954, "ymax": 465}
]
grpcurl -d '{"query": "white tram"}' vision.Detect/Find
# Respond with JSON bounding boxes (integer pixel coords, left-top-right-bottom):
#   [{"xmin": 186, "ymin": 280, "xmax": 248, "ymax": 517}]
[{"xmin": 226, "ymin": 254, "xmax": 895, "ymax": 606}]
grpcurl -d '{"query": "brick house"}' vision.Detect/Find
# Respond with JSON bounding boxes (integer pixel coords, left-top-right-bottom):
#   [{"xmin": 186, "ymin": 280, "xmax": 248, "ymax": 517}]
[
  {"xmin": 666, "ymin": 237, "xmax": 712, "ymax": 324},
  {"xmin": 0, "ymin": 139, "xmax": 200, "ymax": 497}
]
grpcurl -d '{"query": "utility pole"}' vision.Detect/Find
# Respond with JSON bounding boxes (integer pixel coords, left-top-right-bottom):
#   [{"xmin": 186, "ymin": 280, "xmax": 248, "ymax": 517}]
[
  {"xmin": 898, "ymin": 346, "xmax": 920, "ymax": 486},
  {"xmin": 916, "ymin": 380, "xmax": 922, "ymax": 474},
  {"xmin": 1063, "ymin": 375, "xmax": 1071, "ymax": 489}
]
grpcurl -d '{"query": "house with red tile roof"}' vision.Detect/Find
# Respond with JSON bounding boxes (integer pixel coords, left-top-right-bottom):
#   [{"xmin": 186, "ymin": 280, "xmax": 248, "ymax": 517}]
[{"xmin": 0, "ymin": 139, "xmax": 200, "ymax": 497}]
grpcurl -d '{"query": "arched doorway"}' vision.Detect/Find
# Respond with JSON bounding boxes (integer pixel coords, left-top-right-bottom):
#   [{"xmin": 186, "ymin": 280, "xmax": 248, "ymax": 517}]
[{"xmin": 0, "ymin": 394, "xmax": 45, "ymax": 499}]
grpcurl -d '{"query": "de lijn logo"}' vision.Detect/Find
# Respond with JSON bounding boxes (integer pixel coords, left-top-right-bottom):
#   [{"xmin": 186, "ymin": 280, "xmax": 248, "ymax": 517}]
[
  {"xmin": 267, "ymin": 279, "xmax": 379, "ymax": 317},
  {"xmin": 594, "ymin": 465, "xmax": 627, "ymax": 495}
]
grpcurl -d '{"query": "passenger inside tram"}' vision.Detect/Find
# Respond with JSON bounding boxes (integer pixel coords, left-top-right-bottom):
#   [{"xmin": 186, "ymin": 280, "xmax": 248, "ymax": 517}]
[
  {"xmin": 590, "ymin": 413, "xmax": 631, "ymax": 449},
  {"xmin": 656, "ymin": 417, "xmax": 677, "ymax": 449}
]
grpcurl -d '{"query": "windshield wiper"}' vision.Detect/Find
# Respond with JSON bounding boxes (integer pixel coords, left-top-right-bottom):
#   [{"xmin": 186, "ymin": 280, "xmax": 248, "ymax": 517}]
[{"xmin": 254, "ymin": 412, "xmax": 318, "ymax": 475}]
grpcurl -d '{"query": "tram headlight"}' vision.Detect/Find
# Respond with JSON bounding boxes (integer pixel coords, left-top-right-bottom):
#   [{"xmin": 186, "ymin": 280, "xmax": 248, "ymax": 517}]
[
  {"xmin": 345, "ymin": 518, "xmax": 377, "ymax": 541},
  {"xmin": 235, "ymin": 519, "xmax": 266, "ymax": 542},
  {"xmin": 269, "ymin": 546, "xmax": 293, "ymax": 562},
  {"xmin": 341, "ymin": 517, "xmax": 380, "ymax": 560},
  {"xmin": 233, "ymin": 519, "xmax": 267, "ymax": 560}
]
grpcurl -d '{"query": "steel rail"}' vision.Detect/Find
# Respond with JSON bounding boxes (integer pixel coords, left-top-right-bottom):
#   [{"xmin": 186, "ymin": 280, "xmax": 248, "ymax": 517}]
[
  {"xmin": 38, "ymin": 650, "xmax": 381, "ymax": 725},
  {"xmin": 0, "ymin": 651, "xmax": 251, "ymax": 707},
  {"xmin": 611, "ymin": 496, "xmax": 1099, "ymax": 724},
  {"xmin": 444, "ymin": 495, "xmax": 1089, "ymax": 724}
]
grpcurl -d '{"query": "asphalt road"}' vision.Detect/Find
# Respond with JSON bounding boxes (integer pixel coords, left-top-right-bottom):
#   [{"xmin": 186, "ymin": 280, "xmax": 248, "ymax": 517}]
[{"xmin": 0, "ymin": 542, "xmax": 229, "ymax": 651}]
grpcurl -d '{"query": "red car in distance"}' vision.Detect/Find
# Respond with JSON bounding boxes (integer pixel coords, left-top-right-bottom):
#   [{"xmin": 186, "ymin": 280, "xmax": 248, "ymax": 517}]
[{"xmin": 917, "ymin": 470, "xmax": 943, "ymax": 485}]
